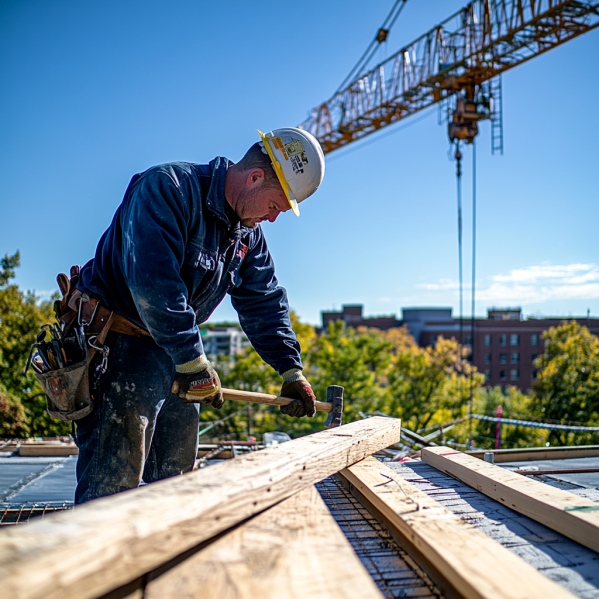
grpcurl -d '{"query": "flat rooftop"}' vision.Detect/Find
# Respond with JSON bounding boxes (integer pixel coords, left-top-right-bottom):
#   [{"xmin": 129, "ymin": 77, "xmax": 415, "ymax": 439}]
[{"xmin": 1, "ymin": 446, "xmax": 598, "ymax": 597}]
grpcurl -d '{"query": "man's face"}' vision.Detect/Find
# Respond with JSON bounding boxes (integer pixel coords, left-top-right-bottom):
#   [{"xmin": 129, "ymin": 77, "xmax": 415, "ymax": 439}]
[{"xmin": 236, "ymin": 183, "xmax": 291, "ymax": 229}]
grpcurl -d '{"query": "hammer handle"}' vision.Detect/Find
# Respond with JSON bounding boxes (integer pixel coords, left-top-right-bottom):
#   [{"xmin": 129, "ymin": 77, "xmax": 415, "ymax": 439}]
[{"xmin": 219, "ymin": 388, "xmax": 333, "ymax": 413}]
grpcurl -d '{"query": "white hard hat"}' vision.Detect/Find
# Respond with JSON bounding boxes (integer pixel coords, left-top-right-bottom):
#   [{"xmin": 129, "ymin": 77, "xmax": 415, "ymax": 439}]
[{"xmin": 257, "ymin": 127, "xmax": 325, "ymax": 216}]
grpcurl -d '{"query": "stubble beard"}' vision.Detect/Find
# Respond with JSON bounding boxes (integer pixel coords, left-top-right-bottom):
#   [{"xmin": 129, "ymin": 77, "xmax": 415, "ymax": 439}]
[{"xmin": 237, "ymin": 186, "xmax": 265, "ymax": 228}]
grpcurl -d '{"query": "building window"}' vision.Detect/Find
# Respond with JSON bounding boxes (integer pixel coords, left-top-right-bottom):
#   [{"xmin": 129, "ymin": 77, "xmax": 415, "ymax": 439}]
[
  {"xmin": 484, "ymin": 334, "xmax": 491, "ymax": 346},
  {"xmin": 431, "ymin": 335, "xmax": 438, "ymax": 346},
  {"xmin": 510, "ymin": 352, "xmax": 519, "ymax": 364},
  {"xmin": 499, "ymin": 353, "xmax": 507, "ymax": 364},
  {"xmin": 510, "ymin": 334, "xmax": 520, "ymax": 346},
  {"xmin": 465, "ymin": 335, "xmax": 473, "ymax": 346},
  {"xmin": 484, "ymin": 353, "xmax": 492, "ymax": 364},
  {"xmin": 531, "ymin": 334, "xmax": 539, "ymax": 346},
  {"xmin": 533, "ymin": 369, "xmax": 539, "ymax": 380},
  {"xmin": 531, "ymin": 353, "xmax": 538, "ymax": 363},
  {"xmin": 499, "ymin": 370, "xmax": 507, "ymax": 381},
  {"xmin": 510, "ymin": 369, "xmax": 520, "ymax": 381},
  {"xmin": 484, "ymin": 369, "xmax": 491, "ymax": 381},
  {"xmin": 499, "ymin": 334, "xmax": 507, "ymax": 346}
]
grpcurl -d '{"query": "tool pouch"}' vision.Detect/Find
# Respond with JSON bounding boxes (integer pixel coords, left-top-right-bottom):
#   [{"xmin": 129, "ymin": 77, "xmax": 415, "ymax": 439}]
[
  {"xmin": 34, "ymin": 348, "xmax": 95, "ymax": 421},
  {"xmin": 29, "ymin": 265, "xmax": 113, "ymax": 421}
]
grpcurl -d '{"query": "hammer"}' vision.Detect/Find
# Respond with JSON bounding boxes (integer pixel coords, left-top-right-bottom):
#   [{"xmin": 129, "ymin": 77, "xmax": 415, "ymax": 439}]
[{"xmin": 185, "ymin": 385, "xmax": 344, "ymax": 428}]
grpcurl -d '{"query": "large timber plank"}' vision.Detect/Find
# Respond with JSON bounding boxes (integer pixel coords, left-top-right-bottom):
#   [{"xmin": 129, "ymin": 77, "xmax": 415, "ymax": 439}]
[
  {"xmin": 0, "ymin": 416, "xmax": 400, "ymax": 599},
  {"xmin": 466, "ymin": 445, "xmax": 599, "ymax": 463},
  {"xmin": 18, "ymin": 444, "xmax": 78, "ymax": 457},
  {"xmin": 341, "ymin": 456, "xmax": 576, "ymax": 599},
  {"xmin": 143, "ymin": 485, "xmax": 384, "ymax": 599},
  {"xmin": 422, "ymin": 446, "xmax": 599, "ymax": 553}
]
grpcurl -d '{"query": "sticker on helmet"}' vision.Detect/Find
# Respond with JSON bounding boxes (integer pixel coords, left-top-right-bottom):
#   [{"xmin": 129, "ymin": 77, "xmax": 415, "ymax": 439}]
[
  {"xmin": 285, "ymin": 140, "xmax": 304, "ymax": 156},
  {"xmin": 272, "ymin": 136, "xmax": 288, "ymax": 160},
  {"xmin": 285, "ymin": 140, "xmax": 309, "ymax": 175}
]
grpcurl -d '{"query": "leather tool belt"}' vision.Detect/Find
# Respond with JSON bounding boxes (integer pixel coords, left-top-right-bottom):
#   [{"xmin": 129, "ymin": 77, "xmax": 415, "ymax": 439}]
[
  {"xmin": 67, "ymin": 289, "xmax": 151, "ymax": 339},
  {"xmin": 29, "ymin": 266, "xmax": 152, "ymax": 421}
]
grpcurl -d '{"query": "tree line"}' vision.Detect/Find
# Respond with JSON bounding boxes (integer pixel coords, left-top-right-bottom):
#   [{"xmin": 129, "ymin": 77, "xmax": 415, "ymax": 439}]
[{"xmin": 1, "ymin": 251, "xmax": 598, "ymax": 448}]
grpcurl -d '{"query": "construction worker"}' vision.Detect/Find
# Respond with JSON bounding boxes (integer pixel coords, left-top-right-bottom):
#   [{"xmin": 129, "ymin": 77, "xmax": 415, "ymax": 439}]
[{"xmin": 71, "ymin": 128, "xmax": 325, "ymax": 504}]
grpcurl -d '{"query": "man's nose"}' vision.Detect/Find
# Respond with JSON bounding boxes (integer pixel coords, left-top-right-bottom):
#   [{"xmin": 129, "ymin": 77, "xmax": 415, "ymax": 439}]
[{"xmin": 267, "ymin": 209, "xmax": 280, "ymax": 223}]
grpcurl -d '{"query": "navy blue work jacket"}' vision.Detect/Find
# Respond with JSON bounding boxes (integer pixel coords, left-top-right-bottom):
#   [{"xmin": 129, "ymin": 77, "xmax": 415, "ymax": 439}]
[{"xmin": 78, "ymin": 158, "xmax": 302, "ymax": 373}]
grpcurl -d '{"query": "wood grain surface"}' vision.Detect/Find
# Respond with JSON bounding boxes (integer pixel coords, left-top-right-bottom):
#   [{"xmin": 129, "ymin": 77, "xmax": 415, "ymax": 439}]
[
  {"xmin": 0, "ymin": 417, "xmax": 400, "ymax": 599},
  {"xmin": 422, "ymin": 446, "xmax": 599, "ymax": 553},
  {"xmin": 341, "ymin": 456, "xmax": 577, "ymax": 599},
  {"xmin": 143, "ymin": 485, "xmax": 384, "ymax": 599}
]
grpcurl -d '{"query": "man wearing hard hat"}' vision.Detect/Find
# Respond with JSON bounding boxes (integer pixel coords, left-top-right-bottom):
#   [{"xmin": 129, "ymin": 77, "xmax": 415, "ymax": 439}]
[{"xmin": 70, "ymin": 128, "xmax": 325, "ymax": 503}]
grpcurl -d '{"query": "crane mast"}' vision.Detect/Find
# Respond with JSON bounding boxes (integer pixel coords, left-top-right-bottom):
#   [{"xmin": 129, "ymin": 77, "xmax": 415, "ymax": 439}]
[{"xmin": 299, "ymin": 0, "xmax": 599, "ymax": 154}]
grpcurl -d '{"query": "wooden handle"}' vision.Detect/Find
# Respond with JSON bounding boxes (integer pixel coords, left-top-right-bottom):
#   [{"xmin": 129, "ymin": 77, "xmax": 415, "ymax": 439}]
[{"xmin": 220, "ymin": 387, "xmax": 333, "ymax": 413}]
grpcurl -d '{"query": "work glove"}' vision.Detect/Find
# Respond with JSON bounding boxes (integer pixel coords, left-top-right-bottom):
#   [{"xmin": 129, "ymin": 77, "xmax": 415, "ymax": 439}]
[
  {"xmin": 279, "ymin": 369, "xmax": 316, "ymax": 418},
  {"xmin": 171, "ymin": 354, "xmax": 224, "ymax": 409}
]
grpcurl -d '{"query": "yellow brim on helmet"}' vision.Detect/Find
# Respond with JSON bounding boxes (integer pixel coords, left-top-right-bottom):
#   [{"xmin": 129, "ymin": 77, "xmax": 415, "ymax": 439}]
[{"xmin": 257, "ymin": 129, "xmax": 300, "ymax": 217}]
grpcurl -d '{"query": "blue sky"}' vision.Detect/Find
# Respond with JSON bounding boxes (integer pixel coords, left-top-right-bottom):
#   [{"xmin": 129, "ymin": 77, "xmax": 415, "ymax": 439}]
[{"xmin": 2, "ymin": 1, "xmax": 598, "ymax": 327}]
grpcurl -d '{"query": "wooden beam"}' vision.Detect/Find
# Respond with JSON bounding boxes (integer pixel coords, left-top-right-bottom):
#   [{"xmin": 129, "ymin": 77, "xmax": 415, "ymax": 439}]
[
  {"xmin": 142, "ymin": 485, "xmax": 384, "ymax": 599},
  {"xmin": 197, "ymin": 447, "xmax": 234, "ymax": 459},
  {"xmin": 0, "ymin": 416, "xmax": 400, "ymax": 599},
  {"xmin": 18, "ymin": 444, "xmax": 78, "ymax": 457},
  {"xmin": 422, "ymin": 446, "xmax": 599, "ymax": 553},
  {"xmin": 340, "ymin": 457, "xmax": 575, "ymax": 599},
  {"xmin": 466, "ymin": 445, "xmax": 599, "ymax": 463}
]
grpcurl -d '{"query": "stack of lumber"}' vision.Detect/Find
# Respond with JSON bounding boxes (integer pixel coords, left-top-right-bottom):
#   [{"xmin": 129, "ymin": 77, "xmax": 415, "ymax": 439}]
[
  {"xmin": 0, "ymin": 438, "xmax": 80, "ymax": 457},
  {"xmin": 18, "ymin": 441, "xmax": 78, "ymax": 457},
  {"xmin": 0, "ymin": 418, "xmax": 597, "ymax": 598},
  {"xmin": 422, "ymin": 446, "xmax": 599, "ymax": 554},
  {"xmin": 0, "ymin": 417, "xmax": 399, "ymax": 599},
  {"xmin": 466, "ymin": 444, "xmax": 599, "ymax": 462}
]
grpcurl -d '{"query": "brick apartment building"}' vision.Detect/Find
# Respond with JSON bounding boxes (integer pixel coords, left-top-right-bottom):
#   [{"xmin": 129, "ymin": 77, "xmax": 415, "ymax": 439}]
[
  {"xmin": 321, "ymin": 304, "xmax": 402, "ymax": 331},
  {"xmin": 320, "ymin": 304, "xmax": 599, "ymax": 392}
]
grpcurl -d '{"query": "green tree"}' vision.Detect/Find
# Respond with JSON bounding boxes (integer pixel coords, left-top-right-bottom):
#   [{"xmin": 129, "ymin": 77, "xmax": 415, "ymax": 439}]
[
  {"xmin": 305, "ymin": 320, "xmax": 395, "ymax": 426},
  {"xmin": 0, "ymin": 383, "xmax": 29, "ymax": 438},
  {"xmin": 208, "ymin": 319, "xmax": 409, "ymax": 439},
  {"xmin": 386, "ymin": 336, "xmax": 485, "ymax": 433},
  {"xmin": 205, "ymin": 311, "xmax": 319, "ymax": 440},
  {"xmin": 532, "ymin": 321, "xmax": 599, "ymax": 445},
  {"xmin": 472, "ymin": 386, "xmax": 546, "ymax": 449},
  {"xmin": 207, "ymin": 346, "xmax": 282, "ymax": 442},
  {"xmin": 0, "ymin": 252, "xmax": 19, "ymax": 286},
  {"xmin": 0, "ymin": 251, "xmax": 69, "ymax": 437}
]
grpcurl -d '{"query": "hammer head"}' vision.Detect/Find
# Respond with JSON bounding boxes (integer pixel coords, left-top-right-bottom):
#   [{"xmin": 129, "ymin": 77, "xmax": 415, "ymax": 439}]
[{"xmin": 324, "ymin": 385, "xmax": 344, "ymax": 428}]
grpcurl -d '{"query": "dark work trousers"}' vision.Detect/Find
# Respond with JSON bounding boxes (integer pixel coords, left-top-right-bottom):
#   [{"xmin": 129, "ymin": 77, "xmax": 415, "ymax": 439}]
[{"xmin": 74, "ymin": 331, "xmax": 200, "ymax": 504}]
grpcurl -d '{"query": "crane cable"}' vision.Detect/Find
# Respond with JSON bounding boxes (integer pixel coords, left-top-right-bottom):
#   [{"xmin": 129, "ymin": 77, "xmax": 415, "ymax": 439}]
[
  {"xmin": 335, "ymin": 0, "xmax": 409, "ymax": 94},
  {"xmin": 454, "ymin": 142, "xmax": 464, "ymax": 357},
  {"xmin": 454, "ymin": 140, "xmax": 466, "ymax": 442},
  {"xmin": 470, "ymin": 139, "xmax": 477, "ymax": 447},
  {"xmin": 453, "ymin": 139, "xmax": 478, "ymax": 448}
]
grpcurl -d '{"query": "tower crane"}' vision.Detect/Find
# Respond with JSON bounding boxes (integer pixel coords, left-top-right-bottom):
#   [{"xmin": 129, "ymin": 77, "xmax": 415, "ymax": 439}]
[
  {"xmin": 299, "ymin": 0, "xmax": 599, "ymax": 447},
  {"xmin": 299, "ymin": 0, "xmax": 599, "ymax": 154}
]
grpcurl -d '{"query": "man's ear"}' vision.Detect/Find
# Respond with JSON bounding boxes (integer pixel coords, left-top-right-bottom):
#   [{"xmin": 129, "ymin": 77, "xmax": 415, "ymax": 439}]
[{"xmin": 246, "ymin": 168, "xmax": 265, "ymax": 188}]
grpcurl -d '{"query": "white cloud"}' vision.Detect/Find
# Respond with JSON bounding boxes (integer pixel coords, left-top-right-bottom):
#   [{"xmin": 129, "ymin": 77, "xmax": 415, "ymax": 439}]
[
  {"xmin": 412, "ymin": 263, "xmax": 599, "ymax": 306},
  {"xmin": 476, "ymin": 282, "xmax": 599, "ymax": 303},
  {"xmin": 492, "ymin": 263, "xmax": 599, "ymax": 285}
]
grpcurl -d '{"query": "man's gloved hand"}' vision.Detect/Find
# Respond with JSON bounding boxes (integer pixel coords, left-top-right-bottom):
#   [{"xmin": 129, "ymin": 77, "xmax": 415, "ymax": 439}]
[
  {"xmin": 279, "ymin": 369, "xmax": 316, "ymax": 418},
  {"xmin": 172, "ymin": 354, "xmax": 224, "ymax": 409}
]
